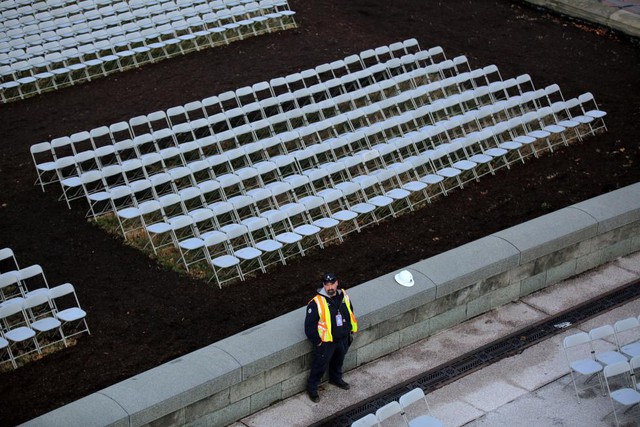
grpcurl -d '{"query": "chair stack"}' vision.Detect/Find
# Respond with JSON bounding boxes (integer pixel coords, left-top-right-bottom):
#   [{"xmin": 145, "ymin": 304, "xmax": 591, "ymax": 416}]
[
  {"xmin": 351, "ymin": 387, "xmax": 443, "ymax": 427},
  {"xmin": 0, "ymin": 0, "xmax": 297, "ymax": 102},
  {"xmin": 562, "ymin": 316, "xmax": 640, "ymax": 426},
  {"xmin": 0, "ymin": 247, "xmax": 90, "ymax": 370},
  {"xmin": 30, "ymin": 38, "xmax": 609, "ymax": 287}
]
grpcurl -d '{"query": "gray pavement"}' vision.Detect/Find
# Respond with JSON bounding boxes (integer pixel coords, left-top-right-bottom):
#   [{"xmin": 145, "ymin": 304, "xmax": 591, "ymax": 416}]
[
  {"xmin": 522, "ymin": 0, "xmax": 640, "ymax": 39},
  {"xmin": 233, "ymin": 252, "xmax": 640, "ymax": 427}
]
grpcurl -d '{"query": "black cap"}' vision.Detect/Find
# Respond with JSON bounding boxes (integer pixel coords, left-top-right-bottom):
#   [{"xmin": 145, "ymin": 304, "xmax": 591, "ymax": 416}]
[{"xmin": 321, "ymin": 272, "xmax": 337, "ymax": 284}]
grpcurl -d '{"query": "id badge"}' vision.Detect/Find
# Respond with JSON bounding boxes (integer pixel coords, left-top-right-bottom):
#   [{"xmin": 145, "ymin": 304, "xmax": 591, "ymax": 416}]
[{"xmin": 336, "ymin": 313, "xmax": 343, "ymax": 326}]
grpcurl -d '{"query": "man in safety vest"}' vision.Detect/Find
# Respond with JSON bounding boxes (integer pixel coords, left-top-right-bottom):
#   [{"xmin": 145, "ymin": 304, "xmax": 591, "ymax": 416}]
[{"xmin": 304, "ymin": 272, "xmax": 358, "ymax": 403}]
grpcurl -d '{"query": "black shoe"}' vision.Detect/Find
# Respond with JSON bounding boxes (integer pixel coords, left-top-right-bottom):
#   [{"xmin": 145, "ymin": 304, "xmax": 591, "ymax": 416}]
[
  {"xmin": 308, "ymin": 390, "xmax": 320, "ymax": 402},
  {"xmin": 329, "ymin": 379, "xmax": 351, "ymax": 390}
]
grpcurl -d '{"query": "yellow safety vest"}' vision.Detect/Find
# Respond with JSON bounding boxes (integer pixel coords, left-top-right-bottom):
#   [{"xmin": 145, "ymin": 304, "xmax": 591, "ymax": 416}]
[{"xmin": 311, "ymin": 289, "xmax": 358, "ymax": 342}]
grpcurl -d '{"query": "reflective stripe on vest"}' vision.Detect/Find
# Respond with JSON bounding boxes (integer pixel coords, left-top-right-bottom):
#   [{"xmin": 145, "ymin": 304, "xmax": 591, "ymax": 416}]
[{"xmin": 312, "ymin": 289, "xmax": 358, "ymax": 342}]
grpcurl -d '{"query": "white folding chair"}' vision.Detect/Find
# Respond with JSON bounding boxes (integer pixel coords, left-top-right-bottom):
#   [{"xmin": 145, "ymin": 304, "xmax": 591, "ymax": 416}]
[
  {"xmin": 48, "ymin": 283, "xmax": 90, "ymax": 339},
  {"xmin": 22, "ymin": 292, "xmax": 67, "ymax": 350},
  {"xmin": 562, "ymin": 331, "xmax": 604, "ymax": 401},
  {"xmin": 0, "ymin": 302, "xmax": 40, "ymax": 365},
  {"xmin": 603, "ymin": 361, "xmax": 640, "ymax": 426},
  {"xmin": 399, "ymin": 388, "xmax": 443, "ymax": 427}
]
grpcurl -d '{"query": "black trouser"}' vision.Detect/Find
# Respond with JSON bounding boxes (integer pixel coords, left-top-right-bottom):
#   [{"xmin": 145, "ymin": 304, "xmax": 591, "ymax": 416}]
[{"xmin": 307, "ymin": 336, "xmax": 349, "ymax": 393}]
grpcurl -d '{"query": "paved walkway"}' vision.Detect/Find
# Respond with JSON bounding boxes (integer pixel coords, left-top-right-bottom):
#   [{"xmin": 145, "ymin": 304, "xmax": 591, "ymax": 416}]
[
  {"xmin": 232, "ymin": 252, "xmax": 640, "ymax": 427},
  {"xmin": 522, "ymin": 0, "xmax": 640, "ymax": 38}
]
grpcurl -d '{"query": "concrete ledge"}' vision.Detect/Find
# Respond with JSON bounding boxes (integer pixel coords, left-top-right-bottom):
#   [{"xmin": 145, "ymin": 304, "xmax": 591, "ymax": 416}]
[
  {"xmin": 571, "ymin": 182, "xmax": 640, "ymax": 232},
  {"xmin": 23, "ymin": 183, "xmax": 640, "ymax": 427},
  {"xmin": 101, "ymin": 346, "xmax": 242, "ymax": 426},
  {"xmin": 23, "ymin": 393, "xmax": 129, "ymax": 427},
  {"xmin": 493, "ymin": 206, "xmax": 598, "ymax": 264},
  {"xmin": 415, "ymin": 235, "xmax": 520, "ymax": 298},
  {"xmin": 522, "ymin": 0, "xmax": 640, "ymax": 39}
]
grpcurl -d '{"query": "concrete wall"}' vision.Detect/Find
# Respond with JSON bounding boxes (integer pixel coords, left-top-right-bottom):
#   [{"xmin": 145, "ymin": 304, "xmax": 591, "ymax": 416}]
[{"xmin": 23, "ymin": 182, "xmax": 640, "ymax": 427}]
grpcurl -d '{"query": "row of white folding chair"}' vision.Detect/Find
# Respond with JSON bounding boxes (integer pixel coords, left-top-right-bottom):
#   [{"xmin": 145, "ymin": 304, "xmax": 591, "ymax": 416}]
[
  {"xmin": 352, "ymin": 387, "xmax": 442, "ymax": 427},
  {"xmin": 46, "ymin": 83, "xmax": 574, "ymax": 218},
  {"xmin": 603, "ymin": 356, "xmax": 640, "ymax": 426},
  {"xmin": 0, "ymin": 0, "xmax": 279, "ymax": 40},
  {"xmin": 1, "ymin": 15, "xmax": 267, "ymax": 92},
  {"xmin": 563, "ymin": 317, "xmax": 639, "ymax": 400},
  {"xmin": 0, "ymin": 283, "xmax": 89, "ymax": 369},
  {"xmin": 154, "ymin": 182, "xmax": 398, "ymax": 285},
  {"xmin": 58, "ymin": 97, "xmax": 471, "ymax": 213},
  {"xmin": 1, "ymin": 3, "xmax": 294, "ymax": 100},
  {"xmin": 110, "ymin": 106, "xmax": 592, "ymax": 280},
  {"xmin": 56, "ymin": 90, "xmax": 556, "ymax": 219},
  {"xmin": 30, "ymin": 59, "xmax": 478, "ymax": 190},
  {"xmin": 129, "ymin": 133, "xmax": 506, "ymax": 257},
  {"xmin": 1, "ymin": 0, "xmax": 291, "ymax": 58},
  {"xmin": 24, "ymin": 43, "xmax": 451, "ymax": 161},
  {"xmin": 0, "ymin": 0, "xmax": 223, "ymax": 15}
]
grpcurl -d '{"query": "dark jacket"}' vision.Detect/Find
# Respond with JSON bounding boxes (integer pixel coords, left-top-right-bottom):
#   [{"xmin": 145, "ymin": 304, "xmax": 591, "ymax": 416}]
[{"xmin": 304, "ymin": 288, "xmax": 354, "ymax": 346}]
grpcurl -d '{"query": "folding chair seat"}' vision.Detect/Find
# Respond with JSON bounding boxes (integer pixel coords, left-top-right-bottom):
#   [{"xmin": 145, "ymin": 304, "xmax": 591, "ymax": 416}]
[
  {"xmin": 399, "ymin": 387, "xmax": 443, "ymax": 427},
  {"xmin": 614, "ymin": 317, "xmax": 640, "ymax": 359},
  {"xmin": 0, "ymin": 303, "xmax": 40, "ymax": 365},
  {"xmin": 590, "ymin": 324, "xmax": 629, "ymax": 367},
  {"xmin": 603, "ymin": 361, "xmax": 640, "ymax": 426},
  {"xmin": 22, "ymin": 293, "xmax": 67, "ymax": 350},
  {"xmin": 49, "ymin": 283, "xmax": 90, "ymax": 339}
]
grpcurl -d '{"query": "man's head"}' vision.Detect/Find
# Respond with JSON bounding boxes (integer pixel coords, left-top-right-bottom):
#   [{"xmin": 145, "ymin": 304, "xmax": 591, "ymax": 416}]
[{"xmin": 321, "ymin": 272, "xmax": 338, "ymax": 296}]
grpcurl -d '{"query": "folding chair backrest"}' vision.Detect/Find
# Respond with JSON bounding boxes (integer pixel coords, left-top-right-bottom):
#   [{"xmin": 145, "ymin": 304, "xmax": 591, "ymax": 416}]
[
  {"xmin": 375, "ymin": 400, "xmax": 403, "ymax": 423},
  {"xmin": 0, "ymin": 248, "xmax": 19, "ymax": 272},
  {"xmin": 17, "ymin": 264, "xmax": 49, "ymax": 292},
  {"xmin": 0, "ymin": 271, "xmax": 23, "ymax": 300},
  {"xmin": 351, "ymin": 413, "xmax": 379, "ymax": 427}
]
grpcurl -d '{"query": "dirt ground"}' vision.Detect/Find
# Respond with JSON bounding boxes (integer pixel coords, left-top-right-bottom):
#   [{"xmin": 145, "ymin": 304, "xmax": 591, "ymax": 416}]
[{"xmin": 0, "ymin": 0, "xmax": 639, "ymax": 425}]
